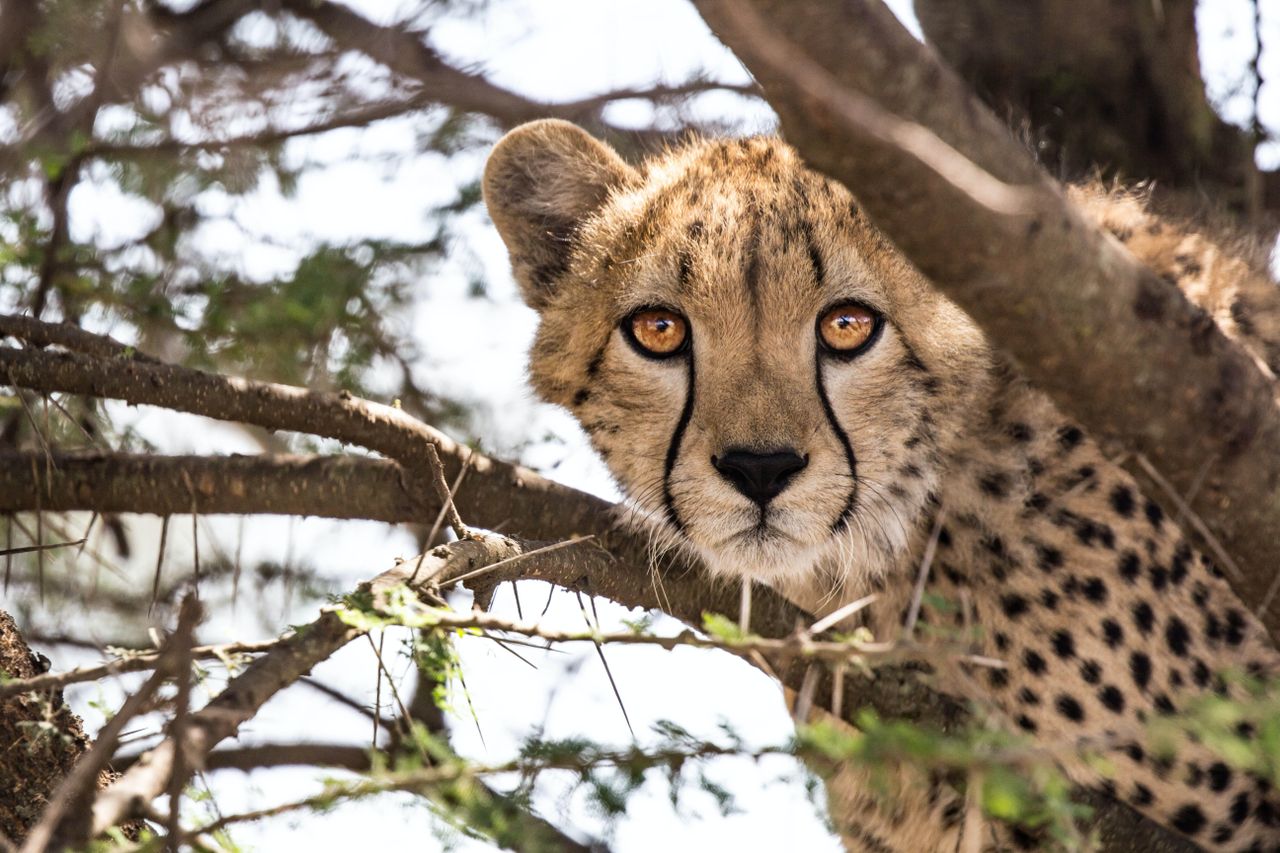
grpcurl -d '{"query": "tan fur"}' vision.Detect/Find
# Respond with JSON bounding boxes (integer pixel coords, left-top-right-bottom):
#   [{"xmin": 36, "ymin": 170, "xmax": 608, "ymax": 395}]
[{"xmin": 485, "ymin": 121, "xmax": 1280, "ymax": 851}]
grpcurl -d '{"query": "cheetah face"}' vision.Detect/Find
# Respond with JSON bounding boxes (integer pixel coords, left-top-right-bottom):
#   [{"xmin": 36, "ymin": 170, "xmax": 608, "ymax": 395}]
[{"xmin": 484, "ymin": 121, "xmax": 990, "ymax": 590}]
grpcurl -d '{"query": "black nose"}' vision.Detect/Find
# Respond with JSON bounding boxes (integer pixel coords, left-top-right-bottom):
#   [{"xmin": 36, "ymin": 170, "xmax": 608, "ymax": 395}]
[{"xmin": 712, "ymin": 448, "xmax": 808, "ymax": 506}]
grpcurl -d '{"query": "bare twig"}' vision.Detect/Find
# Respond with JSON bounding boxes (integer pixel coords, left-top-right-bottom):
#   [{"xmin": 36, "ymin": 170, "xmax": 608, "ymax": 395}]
[
  {"xmin": 1133, "ymin": 454, "xmax": 1244, "ymax": 581},
  {"xmin": 904, "ymin": 513, "xmax": 945, "ymax": 635},
  {"xmin": 0, "ymin": 638, "xmax": 280, "ymax": 701},
  {"xmin": 422, "ymin": 443, "xmax": 467, "ymax": 540}
]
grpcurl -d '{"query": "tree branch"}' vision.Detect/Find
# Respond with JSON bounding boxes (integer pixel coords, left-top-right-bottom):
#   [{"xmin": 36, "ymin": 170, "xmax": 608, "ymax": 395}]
[
  {"xmin": 0, "ymin": 317, "xmax": 1167, "ymax": 848},
  {"xmin": 275, "ymin": 0, "xmax": 713, "ymax": 151}
]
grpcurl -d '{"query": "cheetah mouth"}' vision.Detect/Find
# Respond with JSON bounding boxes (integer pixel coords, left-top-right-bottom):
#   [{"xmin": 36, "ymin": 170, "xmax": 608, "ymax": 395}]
[{"xmin": 715, "ymin": 522, "xmax": 800, "ymax": 549}]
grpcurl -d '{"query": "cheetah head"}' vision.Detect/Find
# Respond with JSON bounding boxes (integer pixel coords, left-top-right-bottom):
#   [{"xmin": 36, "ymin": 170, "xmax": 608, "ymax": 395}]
[{"xmin": 484, "ymin": 120, "xmax": 992, "ymax": 592}]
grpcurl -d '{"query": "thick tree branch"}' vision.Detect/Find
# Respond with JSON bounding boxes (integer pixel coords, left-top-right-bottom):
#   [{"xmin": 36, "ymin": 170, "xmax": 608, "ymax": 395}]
[
  {"xmin": 0, "ymin": 319, "xmax": 1166, "ymax": 847},
  {"xmin": 691, "ymin": 0, "xmax": 1280, "ymax": 639},
  {"xmin": 0, "ymin": 451, "xmax": 419, "ymax": 523}
]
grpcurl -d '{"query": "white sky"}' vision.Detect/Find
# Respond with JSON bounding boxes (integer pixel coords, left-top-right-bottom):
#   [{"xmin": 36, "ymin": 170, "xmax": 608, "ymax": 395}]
[{"xmin": 27, "ymin": 0, "xmax": 1278, "ymax": 850}]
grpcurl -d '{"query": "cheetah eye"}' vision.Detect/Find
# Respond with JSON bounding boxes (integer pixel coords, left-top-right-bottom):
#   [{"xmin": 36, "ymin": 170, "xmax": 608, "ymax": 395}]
[
  {"xmin": 817, "ymin": 302, "xmax": 881, "ymax": 356},
  {"xmin": 623, "ymin": 307, "xmax": 690, "ymax": 359}
]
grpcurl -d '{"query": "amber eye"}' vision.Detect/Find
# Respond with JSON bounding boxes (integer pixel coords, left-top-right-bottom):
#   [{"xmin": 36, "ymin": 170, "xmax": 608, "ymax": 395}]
[
  {"xmin": 625, "ymin": 308, "xmax": 690, "ymax": 358},
  {"xmin": 818, "ymin": 302, "xmax": 880, "ymax": 355}
]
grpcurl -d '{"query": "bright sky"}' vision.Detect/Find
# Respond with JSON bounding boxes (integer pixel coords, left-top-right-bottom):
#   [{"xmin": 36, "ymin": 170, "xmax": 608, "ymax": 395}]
[{"xmin": 43, "ymin": 1, "xmax": 1277, "ymax": 850}]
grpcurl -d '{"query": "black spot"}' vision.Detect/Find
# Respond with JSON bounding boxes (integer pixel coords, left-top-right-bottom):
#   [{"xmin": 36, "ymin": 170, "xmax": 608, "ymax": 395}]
[
  {"xmin": 1231, "ymin": 792, "xmax": 1251, "ymax": 824},
  {"xmin": 1080, "ymin": 660, "xmax": 1102, "ymax": 684},
  {"xmin": 1024, "ymin": 649, "xmax": 1047, "ymax": 675},
  {"xmin": 1099, "ymin": 685, "xmax": 1125, "ymax": 712},
  {"xmin": 1170, "ymin": 544, "xmax": 1191, "ymax": 585},
  {"xmin": 1225, "ymin": 609, "xmax": 1247, "ymax": 646},
  {"xmin": 1016, "ymin": 714, "xmax": 1037, "ymax": 732},
  {"xmin": 1082, "ymin": 577, "xmax": 1108, "ymax": 603},
  {"xmin": 1144, "ymin": 499, "xmax": 1164, "ymax": 529},
  {"xmin": 1125, "ymin": 743, "xmax": 1145, "ymax": 763},
  {"xmin": 1057, "ymin": 425, "xmax": 1084, "ymax": 451},
  {"xmin": 1007, "ymin": 422, "xmax": 1034, "ymax": 442},
  {"xmin": 988, "ymin": 668, "xmax": 1010, "ymax": 689},
  {"xmin": 1256, "ymin": 798, "xmax": 1278, "ymax": 827},
  {"xmin": 1109, "ymin": 485, "xmax": 1136, "ymax": 517},
  {"xmin": 572, "ymin": 388, "xmax": 591, "ymax": 406},
  {"xmin": 994, "ymin": 632, "xmax": 1010, "ymax": 651},
  {"xmin": 1118, "ymin": 551, "xmax": 1141, "ymax": 583},
  {"xmin": 1131, "ymin": 783, "xmax": 1155, "ymax": 806},
  {"xmin": 937, "ymin": 527, "xmax": 952, "ymax": 548},
  {"xmin": 1204, "ymin": 611, "xmax": 1224, "ymax": 643},
  {"xmin": 1148, "ymin": 565, "xmax": 1169, "ymax": 591},
  {"xmin": 1017, "ymin": 687, "xmax": 1040, "ymax": 705},
  {"xmin": 1192, "ymin": 582, "xmax": 1210, "ymax": 608},
  {"xmin": 1154, "ymin": 693, "xmax": 1176, "ymax": 715},
  {"xmin": 1025, "ymin": 492, "xmax": 1050, "ymax": 512},
  {"xmin": 1130, "ymin": 651, "xmax": 1152, "ymax": 689},
  {"xmin": 1192, "ymin": 659, "xmax": 1211, "ymax": 687},
  {"xmin": 1210, "ymin": 825, "xmax": 1234, "ymax": 845},
  {"xmin": 1101, "ymin": 618, "xmax": 1124, "ymax": 649},
  {"xmin": 978, "ymin": 471, "xmax": 1010, "ymax": 498},
  {"xmin": 1132, "ymin": 602, "xmax": 1155, "ymax": 634},
  {"xmin": 1208, "ymin": 762, "xmax": 1233, "ymax": 792},
  {"xmin": 1171, "ymin": 804, "xmax": 1207, "ymax": 835},
  {"xmin": 1034, "ymin": 543, "xmax": 1063, "ymax": 573},
  {"xmin": 1051, "ymin": 630, "xmax": 1075, "ymax": 658},
  {"xmin": 1055, "ymin": 694, "xmax": 1084, "ymax": 721},
  {"xmin": 1166, "ymin": 617, "xmax": 1191, "ymax": 657},
  {"xmin": 1039, "ymin": 589, "xmax": 1060, "ymax": 610},
  {"xmin": 980, "ymin": 534, "xmax": 1008, "ymax": 558},
  {"xmin": 1001, "ymin": 594, "xmax": 1030, "ymax": 619}
]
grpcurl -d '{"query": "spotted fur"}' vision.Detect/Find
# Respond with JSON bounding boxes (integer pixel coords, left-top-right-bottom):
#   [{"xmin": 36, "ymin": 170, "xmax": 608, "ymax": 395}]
[{"xmin": 484, "ymin": 120, "xmax": 1280, "ymax": 851}]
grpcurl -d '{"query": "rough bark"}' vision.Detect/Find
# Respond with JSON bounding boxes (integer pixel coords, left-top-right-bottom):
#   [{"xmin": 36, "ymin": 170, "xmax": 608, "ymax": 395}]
[
  {"xmin": 0, "ymin": 610, "xmax": 111, "ymax": 845},
  {"xmin": 690, "ymin": 0, "xmax": 1280, "ymax": 641}
]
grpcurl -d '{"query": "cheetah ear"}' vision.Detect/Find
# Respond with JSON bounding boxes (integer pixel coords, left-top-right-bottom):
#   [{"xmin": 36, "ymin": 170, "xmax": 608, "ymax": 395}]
[{"xmin": 483, "ymin": 119, "xmax": 636, "ymax": 309}]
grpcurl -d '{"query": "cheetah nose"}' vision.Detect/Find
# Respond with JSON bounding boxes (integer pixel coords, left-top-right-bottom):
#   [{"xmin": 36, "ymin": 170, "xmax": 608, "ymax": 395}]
[{"xmin": 712, "ymin": 448, "xmax": 809, "ymax": 506}]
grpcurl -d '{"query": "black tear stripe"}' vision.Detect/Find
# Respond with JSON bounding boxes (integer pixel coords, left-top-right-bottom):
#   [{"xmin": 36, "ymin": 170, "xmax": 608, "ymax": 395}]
[
  {"xmin": 816, "ymin": 355, "xmax": 858, "ymax": 533},
  {"xmin": 662, "ymin": 354, "xmax": 697, "ymax": 535}
]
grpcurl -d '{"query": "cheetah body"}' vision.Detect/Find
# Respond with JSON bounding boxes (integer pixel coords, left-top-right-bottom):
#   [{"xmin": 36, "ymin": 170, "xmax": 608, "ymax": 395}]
[{"xmin": 483, "ymin": 119, "xmax": 1280, "ymax": 851}]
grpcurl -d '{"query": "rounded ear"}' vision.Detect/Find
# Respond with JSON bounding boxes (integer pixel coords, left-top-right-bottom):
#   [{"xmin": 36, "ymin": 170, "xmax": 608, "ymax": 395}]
[{"xmin": 483, "ymin": 119, "xmax": 636, "ymax": 309}]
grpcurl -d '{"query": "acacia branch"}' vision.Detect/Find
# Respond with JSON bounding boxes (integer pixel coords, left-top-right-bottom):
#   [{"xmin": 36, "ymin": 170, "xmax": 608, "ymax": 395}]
[
  {"xmin": 275, "ymin": 0, "xmax": 726, "ymax": 151},
  {"xmin": 85, "ymin": 532, "xmax": 534, "ymax": 836},
  {"xmin": 691, "ymin": 0, "xmax": 1280, "ymax": 637}
]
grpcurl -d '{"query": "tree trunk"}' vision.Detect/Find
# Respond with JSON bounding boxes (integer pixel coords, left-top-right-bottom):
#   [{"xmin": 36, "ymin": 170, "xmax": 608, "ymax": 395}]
[
  {"xmin": 914, "ymin": 0, "xmax": 1266, "ymax": 216},
  {"xmin": 0, "ymin": 609, "xmax": 114, "ymax": 844}
]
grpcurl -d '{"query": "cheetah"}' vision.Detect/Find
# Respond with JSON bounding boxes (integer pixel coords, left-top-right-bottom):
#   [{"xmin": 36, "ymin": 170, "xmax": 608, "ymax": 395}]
[{"xmin": 483, "ymin": 119, "xmax": 1280, "ymax": 851}]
